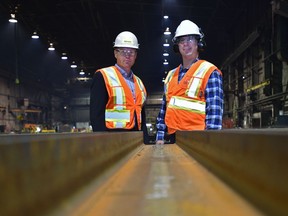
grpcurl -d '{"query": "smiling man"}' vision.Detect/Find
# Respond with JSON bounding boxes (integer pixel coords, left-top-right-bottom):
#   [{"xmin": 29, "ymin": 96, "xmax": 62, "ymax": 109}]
[
  {"xmin": 90, "ymin": 31, "xmax": 149, "ymax": 144},
  {"xmin": 156, "ymin": 20, "xmax": 224, "ymax": 145}
]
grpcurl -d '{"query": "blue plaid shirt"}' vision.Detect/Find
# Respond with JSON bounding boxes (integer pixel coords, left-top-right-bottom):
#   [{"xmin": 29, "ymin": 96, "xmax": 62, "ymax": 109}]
[{"xmin": 156, "ymin": 62, "xmax": 223, "ymax": 141}]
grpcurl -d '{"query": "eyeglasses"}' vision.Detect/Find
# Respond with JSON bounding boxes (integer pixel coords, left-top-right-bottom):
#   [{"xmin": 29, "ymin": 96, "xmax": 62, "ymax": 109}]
[
  {"xmin": 116, "ymin": 49, "xmax": 137, "ymax": 57},
  {"xmin": 177, "ymin": 36, "xmax": 197, "ymax": 45}
]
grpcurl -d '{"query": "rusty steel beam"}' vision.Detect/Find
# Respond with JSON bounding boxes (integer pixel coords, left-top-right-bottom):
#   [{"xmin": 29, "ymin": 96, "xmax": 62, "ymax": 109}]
[
  {"xmin": 0, "ymin": 132, "xmax": 143, "ymax": 216},
  {"xmin": 1, "ymin": 129, "xmax": 287, "ymax": 216},
  {"xmin": 177, "ymin": 129, "xmax": 288, "ymax": 216},
  {"xmin": 48, "ymin": 144, "xmax": 263, "ymax": 216}
]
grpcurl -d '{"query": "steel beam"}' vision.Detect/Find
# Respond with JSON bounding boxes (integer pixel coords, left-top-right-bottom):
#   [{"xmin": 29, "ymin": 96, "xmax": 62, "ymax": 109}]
[
  {"xmin": 0, "ymin": 132, "xmax": 143, "ymax": 216},
  {"xmin": 177, "ymin": 129, "xmax": 288, "ymax": 216}
]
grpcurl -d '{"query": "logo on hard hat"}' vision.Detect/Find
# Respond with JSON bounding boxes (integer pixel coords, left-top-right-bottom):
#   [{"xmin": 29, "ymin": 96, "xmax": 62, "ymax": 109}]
[{"xmin": 123, "ymin": 39, "xmax": 132, "ymax": 44}]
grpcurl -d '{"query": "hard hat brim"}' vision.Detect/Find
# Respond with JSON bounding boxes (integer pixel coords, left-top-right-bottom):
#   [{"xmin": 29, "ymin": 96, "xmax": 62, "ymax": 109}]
[{"xmin": 113, "ymin": 44, "xmax": 139, "ymax": 49}]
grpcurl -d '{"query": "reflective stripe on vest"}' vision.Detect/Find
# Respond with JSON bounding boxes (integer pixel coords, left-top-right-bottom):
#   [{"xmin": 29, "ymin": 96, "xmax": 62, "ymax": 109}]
[
  {"xmin": 187, "ymin": 61, "xmax": 214, "ymax": 98},
  {"xmin": 169, "ymin": 96, "xmax": 205, "ymax": 114},
  {"xmin": 164, "ymin": 68, "xmax": 177, "ymax": 94},
  {"xmin": 104, "ymin": 67, "xmax": 126, "ymax": 107},
  {"xmin": 105, "ymin": 109, "xmax": 130, "ymax": 128},
  {"xmin": 102, "ymin": 67, "xmax": 130, "ymax": 127}
]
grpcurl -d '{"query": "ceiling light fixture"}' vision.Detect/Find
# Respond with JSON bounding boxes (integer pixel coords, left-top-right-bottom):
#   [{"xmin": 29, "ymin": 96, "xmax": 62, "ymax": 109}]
[
  {"xmin": 163, "ymin": 15, "xmax": 169, "ymax": 19},
  {"xmin": 48, "ymin": 43, "xmax": 55, "ymax": 51},
  {"xmin": 163, "ymin": 51, "xmax": 169, "ymax": 56},
  {"xmin": 9, "ymin": 13, "xmax": 17, "ymax": 23},
  {"xmin": 163, "ymin": 39, "xmax": 169, "ymax": 47},
  {"xmin": 79, "ymin": 69, "xmax": 85, "ymax": 75},
  {"xmin": 76, "ymin": 77, "xmax": 90, "ymax": 82},
  {"xmin": 9, "ymin": 6, "xmax": 18, "ymax": 23},
  {"xmin": 31, "ymin": 31, "xmax": 39, "ymax": 39},
  {"xmin": 61, "ymin": 52, "xmax": 68, "ymax": 60},
  {"xmin": 71, "ymin": 61, "xmax": 77, "ymax": 68},
  {"xmin": 164, "ymin": 27, "xmax": 171, "ymax": 35},
  {"xmin": 163, "ymin": 59, "xmax": 169, "ymax": 65}
]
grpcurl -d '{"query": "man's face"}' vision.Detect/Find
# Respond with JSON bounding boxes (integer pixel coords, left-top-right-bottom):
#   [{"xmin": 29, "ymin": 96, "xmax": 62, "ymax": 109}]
[
  {"xmin": 114, "ymin": 48, "xmax": 137, "ymax": 72},
  {"xmin": 177, "ymin": 35, "xmax": 199, "ymax": 58}
]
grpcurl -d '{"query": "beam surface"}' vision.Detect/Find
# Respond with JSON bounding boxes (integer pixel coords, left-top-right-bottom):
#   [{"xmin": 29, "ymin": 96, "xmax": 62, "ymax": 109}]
[
  {"xmin": 177, "ymin": 129, "xmax": 288, "ymax": 216},
  {"xmin": 50, "ymin": 144, "xmax": 263, "ymax": 216},
  {"xmin": 0, "ymin": 132, "xmax": 143, "ymax": 216}
]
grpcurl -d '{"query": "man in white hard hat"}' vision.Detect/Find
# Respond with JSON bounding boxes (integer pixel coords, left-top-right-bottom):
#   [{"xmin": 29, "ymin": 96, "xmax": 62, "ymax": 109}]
[
  {"xmin": 90, "ymin": 31, "xmax": 149, "ymax": 143},
  {"xmin": 156, "ymin": 20, "xmax": 223, "ymax": 145}
]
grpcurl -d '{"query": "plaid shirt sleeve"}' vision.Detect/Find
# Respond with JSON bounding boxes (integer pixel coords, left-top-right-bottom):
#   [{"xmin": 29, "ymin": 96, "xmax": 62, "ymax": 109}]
[
  {"xmin": 156, "ymin": 94, "xmax": 166, "ymax": 141},
  {"xmin": 205, "ymin": 70, "xmax": 223, "ymax": 129}
]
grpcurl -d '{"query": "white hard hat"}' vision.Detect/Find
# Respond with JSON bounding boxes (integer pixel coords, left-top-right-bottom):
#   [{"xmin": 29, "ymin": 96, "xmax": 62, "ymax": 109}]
[
  {"xmin": 113, "ymin": 31, "xmax": 139, "ymax": 49},
  {"xmin": 173, "ymin": 20, "xmax": 203, "ymax": 40}
]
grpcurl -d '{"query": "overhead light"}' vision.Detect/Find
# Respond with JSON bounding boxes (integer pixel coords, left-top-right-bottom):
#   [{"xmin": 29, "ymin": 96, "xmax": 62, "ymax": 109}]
[
  {"xmin": 61, "ymin": 52, "xmax": 68, "ymax": 60},
  {"xmin": 163, "ymin": 15, "xmax": 169, "ymax": 19},
  {"xmin": 9, "ymin": 13, "xmax": 17, "ymax": 23},
  {"xmin": 79, "ymin": 69, "xmax": 85, "ymax": 75},
  {"xmin": 15, "ymin": 78, "xmax": 20, "ymax": 84},
  {"xmin": 48, "ymin": 43, "xmax": 55, "ymax": 51},
  {"xmin": 31, "ymin": 31, "xmax": 39, "ymax": 39},
  {"xmin": 71, "ymin": 61, "xmax": 77, "ymax": 68},
  {"xmin": 164, "ymin": 27, "xmax": 171, "ymax": 35},
  {"xmin": 163, "ymin": 51, "xmax": 169, "ymax": 56},
  {"xmin": 163, "ymin": 39, "xmax": 169, "ymax": 47},
  {"xmin": 76, "ymin": 77, "xmax": 91, "ymax": 82},
  {"xmin": 163, "ymin": 59, "xmax": 169, "ymax": 65}
]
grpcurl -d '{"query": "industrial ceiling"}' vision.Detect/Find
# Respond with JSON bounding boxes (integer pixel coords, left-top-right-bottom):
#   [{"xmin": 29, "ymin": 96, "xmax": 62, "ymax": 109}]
[{"xmin": 0, "ymin": 0, "xmax": 265, "ymax": 95}]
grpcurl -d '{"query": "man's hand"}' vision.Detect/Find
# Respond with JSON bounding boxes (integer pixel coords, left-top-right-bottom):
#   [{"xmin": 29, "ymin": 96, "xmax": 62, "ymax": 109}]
[{"xmin": 155, "ymin": 140, "xmax": 164, "ymax": 145}]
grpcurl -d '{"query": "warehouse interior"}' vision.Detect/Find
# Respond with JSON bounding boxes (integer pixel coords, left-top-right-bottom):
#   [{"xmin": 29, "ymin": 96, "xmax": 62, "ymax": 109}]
[
  {"xmin": 0, "ymin": 0, "xmax": 288, "ymax": 135},
  {"xmin": 1, "ymin": 1, "xmax": 288, "ymax": 216}
]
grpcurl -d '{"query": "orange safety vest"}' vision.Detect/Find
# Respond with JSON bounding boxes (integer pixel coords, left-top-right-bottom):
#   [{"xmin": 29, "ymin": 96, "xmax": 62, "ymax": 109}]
[
  {"xmin": 164, "ymin": 60, "xmax": 222, "ymax": 134},
  {"xmin": 98, "ymin": 66, "xmax": 147, "ymax": 130}
]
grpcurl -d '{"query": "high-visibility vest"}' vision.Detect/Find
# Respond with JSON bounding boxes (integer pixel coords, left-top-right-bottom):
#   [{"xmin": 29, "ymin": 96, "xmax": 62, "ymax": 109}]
[
  {"xmin": 98, "ymin": 66, "xmax": 147, "ymax": 130},
  {"xmin": 164, "ymin": 60, "xmax": 222, "ymax": 134}
]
